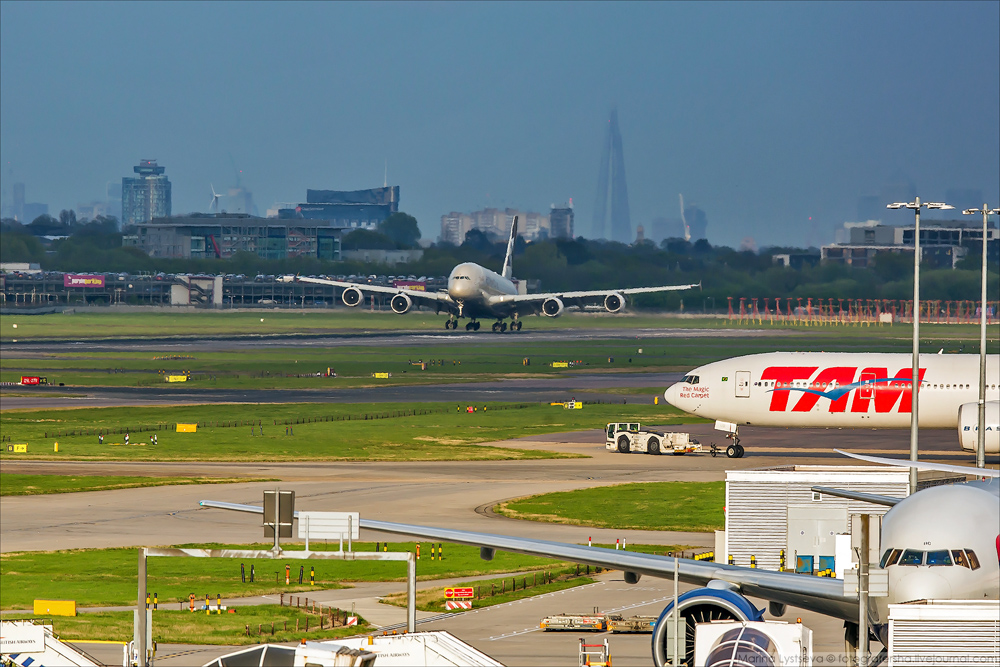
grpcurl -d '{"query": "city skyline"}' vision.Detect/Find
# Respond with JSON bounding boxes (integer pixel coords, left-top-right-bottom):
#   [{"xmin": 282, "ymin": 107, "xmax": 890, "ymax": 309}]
[{"xmin": 1, "ymin": 2, "xmax": 997, "ymax": 248}]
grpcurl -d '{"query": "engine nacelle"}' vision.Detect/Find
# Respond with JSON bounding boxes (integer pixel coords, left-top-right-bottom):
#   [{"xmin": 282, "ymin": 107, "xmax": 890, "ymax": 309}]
[
  {"xmin": 651, "ymin": 587, "xmax": 763, "ymax": 667},
  {"xmin": 957, "ymin": 400, "xmax": 1000, "ymax": 454},
  {"xmin": 541, "ymin": 297, "xmax": 564, "ymax": 317},
  {"xmin": 390, "ymin": 293, "xmax": 413, "ymax": 314},
  {"xmin": 604, "ymin": 292, "xmax": 625, "ymax": 313},
  {"xmin": 341, "ymin": 287, "xmax": 363, "ymax": 307}
]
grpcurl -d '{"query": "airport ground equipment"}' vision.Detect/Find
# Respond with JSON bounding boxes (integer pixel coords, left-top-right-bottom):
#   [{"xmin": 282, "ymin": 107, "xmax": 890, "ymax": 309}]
[
  {"xmin": 579, "ymin": 638, "xmax": 611, "ymax": 667},
  {"xmin": 1, "ymin": 619, "xmax": 102, "ymax": 667},
  {"xmin": 607, "ymin": 614, "xmax": 657, "ymax": 633},
  {"xmin": 605, "ymin": 422, "xmax": 702, "ymax": 455},
  {"xmin": 692, "ymin": 620, "xmax": 813, "ymax": 666},
  {"xmin": 540, "ymin": 612, "xmax": 619, "ymax": 631},
  {"xmin": 206, "ymin": 632, "xmax": 504, "ymax": 667},
  {"xmin": 887, "ymin": 600, "xmax": 999, "ymax": 665}
]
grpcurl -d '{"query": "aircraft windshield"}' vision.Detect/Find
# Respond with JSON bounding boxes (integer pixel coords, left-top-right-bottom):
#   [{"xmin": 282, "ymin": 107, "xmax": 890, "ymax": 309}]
[
  {"xmin": 682, "ymin": 375, "xmax": 700, "ymax": 384},
  {"xmin": 881, "ymin": 547, "xmax": 979, "ymax": 568},
  {"xmin": 925, "ymin": 550, "xmax": 951, "ymax": 566}
]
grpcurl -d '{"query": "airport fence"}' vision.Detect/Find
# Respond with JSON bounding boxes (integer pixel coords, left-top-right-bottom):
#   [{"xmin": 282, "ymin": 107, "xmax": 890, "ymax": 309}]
[
  {"xmin": 726, "ymin": 297, "xmax": 998, "ymax": 325},
  {"xmin": 40, "ymin": 403, "xmax": 538, "ymax": 439}
]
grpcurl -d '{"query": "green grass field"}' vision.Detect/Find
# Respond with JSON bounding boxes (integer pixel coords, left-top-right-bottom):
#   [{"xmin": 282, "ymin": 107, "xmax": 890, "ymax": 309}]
[
  {"xmin": 0, "ymin": 474, "xmax": 276, "ymax": 496},
  {"xmin": 381, "ymin": 568, "xmax": 598, "ymax": 613},
  {"xmin": 2, "ymin": 310, "xmax": 993, "ymax": 390},
  {"xmin": 22, "ymin": 606, "xmax": 372, "ymax": 646},
  {"xmin": 0, "ymin": 401, "xmax": 696, "ymax": 461},
  {"xmin": 495, "ymin": 481, "xmax": 726, "ymax": 532},
  {"xmin": 0, "ymin": 542, "xmax": 576, "ymax": 611}
]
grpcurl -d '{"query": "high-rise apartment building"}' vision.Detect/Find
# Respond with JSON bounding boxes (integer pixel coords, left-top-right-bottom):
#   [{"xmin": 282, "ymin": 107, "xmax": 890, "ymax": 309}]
[
  {"xmin": 549, "ymin": 203, "xmax": 574, "ymax": 239},
  {"xmin": 122, "ymin": 159, "xmax": 171, "ymax": 225}
]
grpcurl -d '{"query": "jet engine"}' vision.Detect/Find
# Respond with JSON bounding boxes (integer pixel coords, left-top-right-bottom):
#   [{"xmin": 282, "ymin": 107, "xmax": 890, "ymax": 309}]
[
  {"xmin": 604, "ymin": 292, "xmax": 625, "ymax": 313},
  {"xmin": 651, "ymin": 587, "xmax": 763, "ymax": 667},
  {"xmin": 957, "ymin": 400, "xmax": 999, "ymax": 454},
  {"xmin": 390, "ymin": 293, "xmax": 413, "ymax": 314},
  {"xmin": 541, "ymin": 297, "xmax": 565, "ymax": 317},
  {"xmin": 341, "ymin": 287, "xmax": 363, "ymax": 307}
]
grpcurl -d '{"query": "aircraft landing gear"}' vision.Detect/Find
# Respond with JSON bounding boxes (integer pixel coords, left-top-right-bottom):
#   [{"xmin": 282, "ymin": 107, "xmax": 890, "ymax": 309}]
[
  {"xmin": 465, "ymin": 320, "xmax": 481, "ymax": 331},
  {"xmin": 726, "ymin": 443, "xmax": 745, "ymax": 458},
  {"xmin": 510, "ymin": 320, "xmax": 522, "ymax": 331},
  {"xmin": 445, "ymin": 318, "xmax": 458, "ymax": 330},
  {"xmin": 492, "ymin": 321, "xmax": 508, "ymax": 333}
]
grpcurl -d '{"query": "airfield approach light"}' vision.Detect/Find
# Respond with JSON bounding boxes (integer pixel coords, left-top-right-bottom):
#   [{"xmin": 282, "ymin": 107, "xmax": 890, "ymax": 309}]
[
  {"xmin": 886, "ymin": 197, "xmax": 953, "ymax": 493},
  {"xmin": 961, "ymin": 204, "xmax": 999, "ymax": 470}
]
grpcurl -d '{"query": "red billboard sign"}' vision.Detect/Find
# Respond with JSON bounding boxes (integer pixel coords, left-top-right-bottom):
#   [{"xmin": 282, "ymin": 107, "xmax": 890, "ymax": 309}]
[
  {"xmin": 64, "ymin": 274, "xmax": 105, "ymax": 288},
  {"xmin": 20, "ymin": 376, "xmax": 40, "ymax": 385}
]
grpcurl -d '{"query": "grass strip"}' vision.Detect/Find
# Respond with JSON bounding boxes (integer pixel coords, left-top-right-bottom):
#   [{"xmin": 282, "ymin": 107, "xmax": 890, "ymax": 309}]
[
  {"xmin": 380, "ymin": 543, "xmax": 693, "ymax": 614},
  {"xmin": 0, "ymin": 474, "xmax": 276, "ymax": 496},
  {"xmin": 495, "ymin": 481, "xmax": 726, "ymax": 532},
  {"xmin": 1, "ymin": 542, "xmax": 577, "ymax": 610},
  {"xmin": 0, "ymin": 402, "xmax": 698, "ymax": 462},
  {"xmin": 14, "ymin": 606, "xmax": 372, "ymax": 646},
  {"xmin": 381, "ymin": 567, "xmax": 598, "ymax": 613}
]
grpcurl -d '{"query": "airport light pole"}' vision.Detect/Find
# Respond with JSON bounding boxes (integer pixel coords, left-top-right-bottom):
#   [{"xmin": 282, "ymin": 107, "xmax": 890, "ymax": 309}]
[
  {"xmin": 887, "ymin": 198, "xmax": 953, "ymax": 493},
  {"xmin": 962, "ymin": 204, "xmax": 999, "ymax": 470}
]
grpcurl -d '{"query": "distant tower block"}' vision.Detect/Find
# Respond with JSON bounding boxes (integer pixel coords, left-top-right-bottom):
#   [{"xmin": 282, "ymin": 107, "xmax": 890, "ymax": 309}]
[
  {"xmin": 591, "ymin": 109, "xmax": 632, "ymax": 242},
  {"xmin": 635, "ymin": 225, "xmax": 645, "ymax": 243}
]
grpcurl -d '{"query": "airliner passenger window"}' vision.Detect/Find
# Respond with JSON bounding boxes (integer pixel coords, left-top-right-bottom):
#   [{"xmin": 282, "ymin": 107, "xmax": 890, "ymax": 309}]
[
  {"xmin": 965, "ymin": 550, "xmax": 981, "ymax": 570},
  {"xmin": 926, "ymin": 550, "xmax": 951, "ymax": 566},
  {"xmin": 951, "ymin": 550, "xmax": 969, "ymax": 568},
  {"xmin": 898, "ymin": 549, "xmax": 924, "ymax": 566},
  {"xmin": 880, "ymin": 548, "xmax": 902, "ymax": 568}
]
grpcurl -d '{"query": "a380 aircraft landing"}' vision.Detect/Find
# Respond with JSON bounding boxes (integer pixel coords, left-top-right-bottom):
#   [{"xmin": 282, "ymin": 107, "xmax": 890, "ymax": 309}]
[
  {"xmin": 664, "ymin": 351, "xmax": 1000, "ymax": 457},
  {"xmin": 288, "ymin": 216, "xmax": 698, "ymax": 332}
]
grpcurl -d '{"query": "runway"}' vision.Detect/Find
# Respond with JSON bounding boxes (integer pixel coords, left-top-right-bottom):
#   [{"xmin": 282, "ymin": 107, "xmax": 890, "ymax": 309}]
[
  {"xmin": 1, "ymin": 325, "xmax": 794, "ymax": 355},
  {"xmin": 0, "ymin": 372, "xmax": 680, "ymax": 410}
]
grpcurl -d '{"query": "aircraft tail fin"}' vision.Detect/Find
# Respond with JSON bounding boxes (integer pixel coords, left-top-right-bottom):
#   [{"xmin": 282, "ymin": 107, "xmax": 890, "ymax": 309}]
[{"xmin": 502, "ymin": 215, "xmax": 518, "ymax": 280}]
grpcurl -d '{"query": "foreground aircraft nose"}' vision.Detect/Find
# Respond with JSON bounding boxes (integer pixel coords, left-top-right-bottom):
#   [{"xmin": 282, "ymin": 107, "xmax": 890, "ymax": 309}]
[{"xmin": 664, "ymin": 383, "xmax": 679, "ymax": 406}]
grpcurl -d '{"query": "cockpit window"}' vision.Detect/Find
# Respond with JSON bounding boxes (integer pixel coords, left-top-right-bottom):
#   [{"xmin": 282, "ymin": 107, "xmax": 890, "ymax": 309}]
[
  {"xmin": 926, "ymin": 550, "xmax": 951, "ymax": 566},
  {"xmin": 965, "ymin": 549, "xmax": 980, "ymax": 570},
  {"xmin": 951, "ymin": 550, "xmax": 969, "ymax": 568},
  {"xmin": 898, "ymin": 549, "xmax": 924, "ymax": 566},
  {"xmin": 682, "ymin": 375, "xmax": 700, "ymax": 384},
  {"xmin": 880, "ymin": 548, "xmax": 902, "ymax": 568}
]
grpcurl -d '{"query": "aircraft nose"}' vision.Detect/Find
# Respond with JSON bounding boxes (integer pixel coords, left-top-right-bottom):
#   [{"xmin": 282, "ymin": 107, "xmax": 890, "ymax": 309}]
[
  {"xmin": 892, "ymin": 570, "xmax": 953, "ymax": 604},
  {"xmin": 664, "ymin": 383, "xmax": 679, "ymax": 406},
  {"xmin": 449, "ymin": 279, "xmax": 474, "ymax": 300}
]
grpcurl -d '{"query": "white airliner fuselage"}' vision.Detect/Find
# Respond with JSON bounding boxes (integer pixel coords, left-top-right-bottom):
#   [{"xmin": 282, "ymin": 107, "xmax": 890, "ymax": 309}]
[
  {"xmin": 292, "ymin": 215, "xmax": 697, "ymax": 332},
  {"xmin": 665, "ymin": 352, "xmax": 1000, "ymax": 453}
]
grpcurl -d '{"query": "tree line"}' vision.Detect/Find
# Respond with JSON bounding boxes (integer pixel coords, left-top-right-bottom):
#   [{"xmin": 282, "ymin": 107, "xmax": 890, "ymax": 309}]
[{"xmin": 1, "ymin": 212, "xmax": 995, "ymax": 307}]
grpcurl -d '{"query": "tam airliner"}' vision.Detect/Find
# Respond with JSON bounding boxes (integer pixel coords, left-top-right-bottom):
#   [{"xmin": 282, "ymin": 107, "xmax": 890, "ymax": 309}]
[{"xmin": 664, "ymin": 352, "xmax": 999, "ymax": 457}]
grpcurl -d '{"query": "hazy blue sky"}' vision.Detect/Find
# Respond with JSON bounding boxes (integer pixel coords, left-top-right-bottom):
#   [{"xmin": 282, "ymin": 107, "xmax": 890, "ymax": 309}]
[{"xmin": 2, "ymin": 1, "xmax": 997, "ymax": 247}]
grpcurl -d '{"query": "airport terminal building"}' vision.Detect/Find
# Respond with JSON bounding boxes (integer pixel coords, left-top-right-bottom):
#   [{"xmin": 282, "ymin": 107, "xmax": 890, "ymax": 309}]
[{"xmin": 126, "ymin": 213, "xmax": 345, "ymax": 260}]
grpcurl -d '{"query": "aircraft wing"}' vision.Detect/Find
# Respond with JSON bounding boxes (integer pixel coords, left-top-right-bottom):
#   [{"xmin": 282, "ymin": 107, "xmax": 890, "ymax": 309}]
[
  {"xmin": 198, "ymin": 500, "xmax": 856, "ymax": 621},
  {"xmin": 835, "ymin": 450, "xmax": 1000, "ymax": 478},
  {"xmin": 293, "ymin": 276, "xmax": 457, "ymax": 312},
  {"xmin": 487, "ymin": 283, "xmax": 700, "ymax": 313}
]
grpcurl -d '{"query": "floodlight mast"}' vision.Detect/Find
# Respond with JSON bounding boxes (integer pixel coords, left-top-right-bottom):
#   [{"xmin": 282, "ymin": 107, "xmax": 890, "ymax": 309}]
[
  {"xmin": 962, "ymin": 205, "xmax": 999, "ymax": 470},
  {"xmin": 887, "ymin": 197, "xmax": 954, "ymax": 493}
]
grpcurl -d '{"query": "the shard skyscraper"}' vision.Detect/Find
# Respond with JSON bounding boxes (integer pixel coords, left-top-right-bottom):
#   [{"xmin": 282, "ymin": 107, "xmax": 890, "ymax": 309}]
[{"xmin": 591, "ymin": 109, "xmax": 632, "ymax": 242}]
